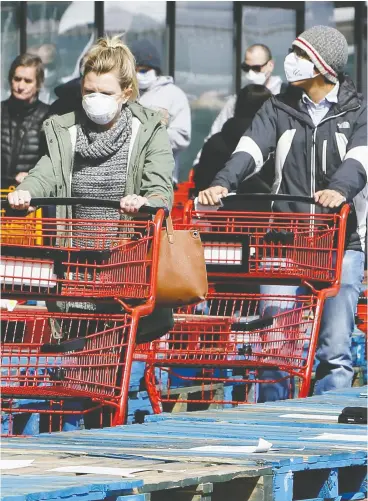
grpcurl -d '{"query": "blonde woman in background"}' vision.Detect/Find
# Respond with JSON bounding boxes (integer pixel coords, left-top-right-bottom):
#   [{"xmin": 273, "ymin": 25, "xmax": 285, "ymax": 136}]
[{"xmin": 8, "ymin": 36, "xmax": 175, "ymax": 341}]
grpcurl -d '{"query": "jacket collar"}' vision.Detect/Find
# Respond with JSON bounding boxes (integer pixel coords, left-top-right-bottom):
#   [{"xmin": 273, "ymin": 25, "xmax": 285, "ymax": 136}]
[{"xmin": 274, "ymin": 75, "xmax": 362, "ymax": 126}]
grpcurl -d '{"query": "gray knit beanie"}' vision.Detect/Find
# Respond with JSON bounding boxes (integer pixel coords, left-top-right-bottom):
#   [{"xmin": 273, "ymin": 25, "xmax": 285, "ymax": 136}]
[{"xmin": 293, "ymin": 25, "xmax": 348, "ymax": 83}]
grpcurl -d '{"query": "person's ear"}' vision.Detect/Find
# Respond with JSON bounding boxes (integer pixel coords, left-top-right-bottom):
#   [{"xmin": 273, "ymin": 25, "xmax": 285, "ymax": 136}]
[
  {"xmin": 122, "ymin": 87, "xmax": 133, "ymax": 102},
  {"xmin": 268, "ymin": 59, "xmax": 275, "ymax": 73}
]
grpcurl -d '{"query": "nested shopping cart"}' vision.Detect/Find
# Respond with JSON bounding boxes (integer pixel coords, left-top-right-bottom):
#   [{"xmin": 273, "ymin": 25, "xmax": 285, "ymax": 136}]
[
  {"xmin": 137, "ymin": 194, "xmax": 350, "ymax": 412},
  {"xmin": 1, "ymin": 197, "xmax": 166, "ymax": 434}
]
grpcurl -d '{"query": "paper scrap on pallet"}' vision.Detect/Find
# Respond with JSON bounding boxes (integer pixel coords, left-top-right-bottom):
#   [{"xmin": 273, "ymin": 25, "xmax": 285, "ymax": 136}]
[
  {"xmin": 280, "ymin": 413, "xmax": 339, "ymax": 422},
  {"xmin": 0, "ymin": 459, "xmax": 34, "ymax": 470},
  {"xmin": 0, "ymin": 259, "xmax": 57, "ymax": 287},
  {"xmin": 190, "ymin": 438, "xmax": 272, "ymax": 453},
  {"xmin": 49, "ymin": 465, "xmax": 186, "ymax": 476},
  {"xmin": 306, "ymin": 433, "xmax": 367, "ymax": 443}
]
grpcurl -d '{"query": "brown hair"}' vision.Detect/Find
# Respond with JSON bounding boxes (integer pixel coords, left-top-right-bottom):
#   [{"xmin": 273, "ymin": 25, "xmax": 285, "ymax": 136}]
[
  {"xmin": 83, "ymin": 36, "xmax": 138, "ymax": 100},
  {"xmin": 8, "ymin": 53, "xmax": 44, "ymax": 89}
]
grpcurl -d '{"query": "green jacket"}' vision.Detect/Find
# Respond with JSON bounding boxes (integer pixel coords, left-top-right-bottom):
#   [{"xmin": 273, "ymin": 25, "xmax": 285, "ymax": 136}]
[
  {"xmin": 18, "ymin": 101, "xmax": 174, "ymax": 217},
  {"xmin": 17, "ymin": 102, "xmax": 175, "ymax": 341}
]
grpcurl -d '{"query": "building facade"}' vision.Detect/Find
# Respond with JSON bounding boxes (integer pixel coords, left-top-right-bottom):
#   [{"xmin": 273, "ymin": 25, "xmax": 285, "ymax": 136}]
[{"xmin": 2, "ymin": 1, "xmax": 366, "ymax": 179}]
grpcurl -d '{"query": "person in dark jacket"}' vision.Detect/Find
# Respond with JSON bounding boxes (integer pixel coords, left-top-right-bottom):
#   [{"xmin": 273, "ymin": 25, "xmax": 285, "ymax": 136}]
[
  {"xmin": 48, "ymin": 77, "xmax": 82, "ymax": 116},
  {"xmin": 194, "ymin": 84, "xmax": 273, "ymax": 198},
  {"xmin": 1, "ymin": 53, "xmax": 49, "ymax": 188},
  {"xmin": 199, "ymin": 26, "xmax": 367, "ymax": 399}
]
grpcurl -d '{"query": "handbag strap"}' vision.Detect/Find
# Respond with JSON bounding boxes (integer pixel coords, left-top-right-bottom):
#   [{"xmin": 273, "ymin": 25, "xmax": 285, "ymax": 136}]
[{"xmin": 166, "ymin": 215, "xmax": 174, "ymax": 244}]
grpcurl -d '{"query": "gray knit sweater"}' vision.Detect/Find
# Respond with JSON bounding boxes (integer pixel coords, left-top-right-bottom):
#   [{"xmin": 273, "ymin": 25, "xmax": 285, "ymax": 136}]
[{"xmin": 72, "ymin": 107, "xmax": 132, "ymax": 238}]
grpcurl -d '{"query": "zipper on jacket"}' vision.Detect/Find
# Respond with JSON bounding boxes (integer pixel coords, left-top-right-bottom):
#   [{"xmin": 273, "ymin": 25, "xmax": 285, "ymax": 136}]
[
  {"xmin": 322, "ymin": 140, "xmax": 327, "ymax": 174},
  {"xmin": 311, "ymin": 128, "xmax": 317, "ymax": 215}
]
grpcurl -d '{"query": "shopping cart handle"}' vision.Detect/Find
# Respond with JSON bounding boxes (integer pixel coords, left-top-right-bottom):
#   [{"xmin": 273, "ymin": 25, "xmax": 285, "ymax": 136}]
[
  {"xmin": 231, "ymin": 315, "xmax": 274, "ymax": 332},
  {"xmin": 222, "ymin": 193, "xmax": 316, "ymax": 204},
  {"xmin": 2, "ymin": 197, "xmax": 169, "ymax": 216}
]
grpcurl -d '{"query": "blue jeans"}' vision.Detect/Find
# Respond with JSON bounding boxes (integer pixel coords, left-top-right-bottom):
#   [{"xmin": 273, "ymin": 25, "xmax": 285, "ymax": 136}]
[{"xmin": 258, "ymin": 250, "xmax": 365, "ymax": 401}]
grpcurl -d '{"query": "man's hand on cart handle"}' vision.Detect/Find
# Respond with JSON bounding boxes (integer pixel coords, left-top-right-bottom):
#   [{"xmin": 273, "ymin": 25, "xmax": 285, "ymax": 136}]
[
  {"xmin": 198, "ymin": 186, "xmax": 229, "ymax": 206},
  {"xmin": 314, "ymin": 189, "xmax": 346, "ymax": 208},
  {"xmin": 120, "ymin": 194, "xmax": 149, "ymax": 214},
  {"xmin": 7, "ymin": 190, "xmax": 35, "ymax": 212}
]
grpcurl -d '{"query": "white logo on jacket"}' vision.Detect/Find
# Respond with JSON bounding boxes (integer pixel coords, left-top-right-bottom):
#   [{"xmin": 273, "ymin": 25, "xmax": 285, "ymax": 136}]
[{"xmin": 337, "ymin": 122, "xmax": 350, "ymax": 129}]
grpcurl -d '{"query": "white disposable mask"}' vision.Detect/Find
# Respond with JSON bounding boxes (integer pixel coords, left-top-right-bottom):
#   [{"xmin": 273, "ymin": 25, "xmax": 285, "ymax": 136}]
[
  {"xmin": 137, "ymin": 69, "xmax": 157, "ymax": 90},
  {"xmin": 245, "ymin": 70, "xmax": 268, "ymax": 86},
  {"xmin": 82, "ymin": 92, "xmax": 122, "ymax": 125},
  {"xmin": 284, "ymin": 52, "xmax": 317, "ymax": 82}
]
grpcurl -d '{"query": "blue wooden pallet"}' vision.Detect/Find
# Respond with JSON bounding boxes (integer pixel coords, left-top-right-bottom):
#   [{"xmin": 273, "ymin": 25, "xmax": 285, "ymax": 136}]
[{"xmin": 2, "ymin": 387, "xmax": 367, "ymax": 501}]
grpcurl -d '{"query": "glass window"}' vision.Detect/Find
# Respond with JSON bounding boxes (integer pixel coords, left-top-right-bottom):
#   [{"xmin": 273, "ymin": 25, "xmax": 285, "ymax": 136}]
[
  {"xmin": 104, "ymin": 1, "xmax": 167, "ymax": 73},
  {"xmin": 175, "ymin": 1, "xmax": 233, "ymax": 180},
  {"xmin": 27, "ymin": 1, "xmax": 94, "ymax": 104},
  {"xmin": 334, "ymin": 7, "xmax": 356, "ymax": 82},
  {"xmin": 241, "ymin": 6, "xmax": 297, "ymax": 88},
  {"xmin": 1, "ymin": 2, "xmax": 20, "ymax": 99},
  {"xmin": 305, "ymin": 2, "xmax": 335, "ymax": 29}
]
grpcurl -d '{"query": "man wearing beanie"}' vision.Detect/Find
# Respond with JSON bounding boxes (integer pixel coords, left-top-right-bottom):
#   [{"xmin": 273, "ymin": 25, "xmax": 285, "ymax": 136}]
[
  {"xmin": 199, "ymin": 26, "xmax": 367, "ymax": 399},
  {"xmin": 130, "ymin": 39, "xmax": 191, "ymax": 184}
]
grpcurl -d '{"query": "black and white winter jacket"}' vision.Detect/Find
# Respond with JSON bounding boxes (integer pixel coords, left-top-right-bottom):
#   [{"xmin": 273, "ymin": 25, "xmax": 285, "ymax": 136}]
[{"xmin": 211, "ymin": 76, "xmax": 367, "ymax": 251}]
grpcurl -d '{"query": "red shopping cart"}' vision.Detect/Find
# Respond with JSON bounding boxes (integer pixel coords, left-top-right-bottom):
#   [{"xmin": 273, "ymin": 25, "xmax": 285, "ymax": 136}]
[
  {"xmin": 138, "ymin": 194, "xmax": 350, "ymax": 412},
  {"xmin": 143, "ymin": 288, "xmax": 320, "ymax": 412},
  {"xmin": 1, "ymin": 197, "xmax": 165, "ymax": 301},
  {"xmin": 1, "ymin": 197, "xmax": 167, "ymax": 435},
  {"xmin": 183, "ymin": 194, "xmax": 350, "ymax": 286}
]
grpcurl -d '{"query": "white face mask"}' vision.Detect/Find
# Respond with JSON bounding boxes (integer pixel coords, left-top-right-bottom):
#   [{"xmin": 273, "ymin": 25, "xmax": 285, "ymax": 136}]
[
  {"xmin": 284, "ymin": 52, "xmax": 317, "ymax": 82},
  {"xmin": 82, "ymin": 92, "xmax": 123, "ymax": 125},
  {"xmin": 245, "ymin": 69, "xmax": 268, "ymax": 86},
  {"xmin": 137, "ymin": 69, "xmax": 157, "ymax": 90}
]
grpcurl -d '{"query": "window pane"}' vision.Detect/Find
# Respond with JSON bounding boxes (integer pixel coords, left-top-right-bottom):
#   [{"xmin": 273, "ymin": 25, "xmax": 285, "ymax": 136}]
[
  {"xmin": 334, "ymin": 7, "xmax": 356, "ymax": 82},
  {"xmin": 305, "ymin": 1, "xmax": 335, "ymax": 28},
  {"xmin": 104, "ymin": 1, "xmax": 167, "ymax": 73},
  {"xmin": 27, "ymin": 1, "xmax": 94, "ymax": 104},
  {"xmin": 175, "ymin": 1, "xmax": 233, "ymax": 180},
  {"xmin": 241, "ymin": 7, "xmax": 296, "ymax": 88},
  {"xmin": 1, "ymin": 1, "xmax": 20, "ymax": 99}
]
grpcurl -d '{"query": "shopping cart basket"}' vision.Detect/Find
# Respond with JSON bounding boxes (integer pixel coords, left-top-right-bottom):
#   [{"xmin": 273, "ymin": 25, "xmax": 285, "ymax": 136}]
[
  {"xmin": 1, "ymin": 198, "xmax": 167, "ymax": 434},
  {"xmin": 182, "ymin": 194, "xmax": 350, "ymax": 286},
  {"xmin": 137, "ymin": 195, "xmax": 350, "ymax": 412},
  {"xmin": 1, "ymin": 197, "xmax": 166, "ymax": 301},
  {"xmin": 1, "ymin": 308, "xmax": 135, "ymax": 433},
  {"xmin": 142, "ymin": 288, "xmax": 322, "ymax": 412}
]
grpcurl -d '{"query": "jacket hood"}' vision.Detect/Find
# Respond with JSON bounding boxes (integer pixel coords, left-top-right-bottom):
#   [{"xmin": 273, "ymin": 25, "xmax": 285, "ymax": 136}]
[
  {"xmin": 140, "ymin": 76, "xmax": 174, "ymax": 93},
  {"xmin": 49, "ymin": 101, "xmax": 162, "ymax": 130}
]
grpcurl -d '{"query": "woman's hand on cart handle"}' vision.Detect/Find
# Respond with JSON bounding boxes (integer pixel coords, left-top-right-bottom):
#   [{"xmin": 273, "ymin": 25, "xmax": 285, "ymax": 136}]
[
  {"xmin": 314, "ymin": 189, "xmax": 346, "ymax": 209},
  {"xmin": 7, "ymin": 190, "xmax": 35, "ymax": 212},
  {"xmin": 198, "ymin": 186, "xmax": 229, "ymax": 206},
  {"xmin": 120, "ymin": 195, "xmax": 149, "ymax": 214}
]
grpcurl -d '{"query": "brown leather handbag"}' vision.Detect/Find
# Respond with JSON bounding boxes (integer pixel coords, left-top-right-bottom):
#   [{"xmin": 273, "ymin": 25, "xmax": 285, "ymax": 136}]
[{"xmin": 155, "ymin": 216, "xmax": 208, "ymax": 307}]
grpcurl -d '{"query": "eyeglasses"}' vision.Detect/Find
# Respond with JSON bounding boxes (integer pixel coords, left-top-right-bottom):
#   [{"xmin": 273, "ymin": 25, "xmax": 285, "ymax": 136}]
[{"xmin": 241, "ymin": 60, "xmax": 270, "ymax": 73}]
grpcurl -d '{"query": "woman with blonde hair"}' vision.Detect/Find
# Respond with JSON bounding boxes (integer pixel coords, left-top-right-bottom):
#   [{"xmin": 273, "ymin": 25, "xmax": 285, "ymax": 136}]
[{"xmin": 8, "ymin": 36, "xmax": 175, "ymax": 340}]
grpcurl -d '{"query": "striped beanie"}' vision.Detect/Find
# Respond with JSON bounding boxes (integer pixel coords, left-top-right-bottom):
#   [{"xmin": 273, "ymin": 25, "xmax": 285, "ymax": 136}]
[{"xmin": 293, "ymin": 26, "xmax": 348, "ymax": 84}]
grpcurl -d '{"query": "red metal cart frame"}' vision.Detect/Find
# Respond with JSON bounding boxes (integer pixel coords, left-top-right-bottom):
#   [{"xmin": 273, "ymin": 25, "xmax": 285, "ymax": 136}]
[
  {"xmin": 1, "ymin": 197, "xmax": 167, "ymax": 434},
  {"xmin": 136, "ymin": 194, "xmax": 350, "ymax": 413}
]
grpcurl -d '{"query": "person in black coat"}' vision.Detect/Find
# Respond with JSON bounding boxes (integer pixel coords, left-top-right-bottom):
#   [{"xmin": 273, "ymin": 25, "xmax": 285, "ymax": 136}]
[
  {"xmin": 1, "ymin": 53, "xmax": 49, "ymax": 189},
  {"xmin": 194, "ymin": 84, "xmax": 274, "ymax": 210},
  {"xmin": 48, "ymin": 77, "xmax": 82, "ymax": 117}
]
